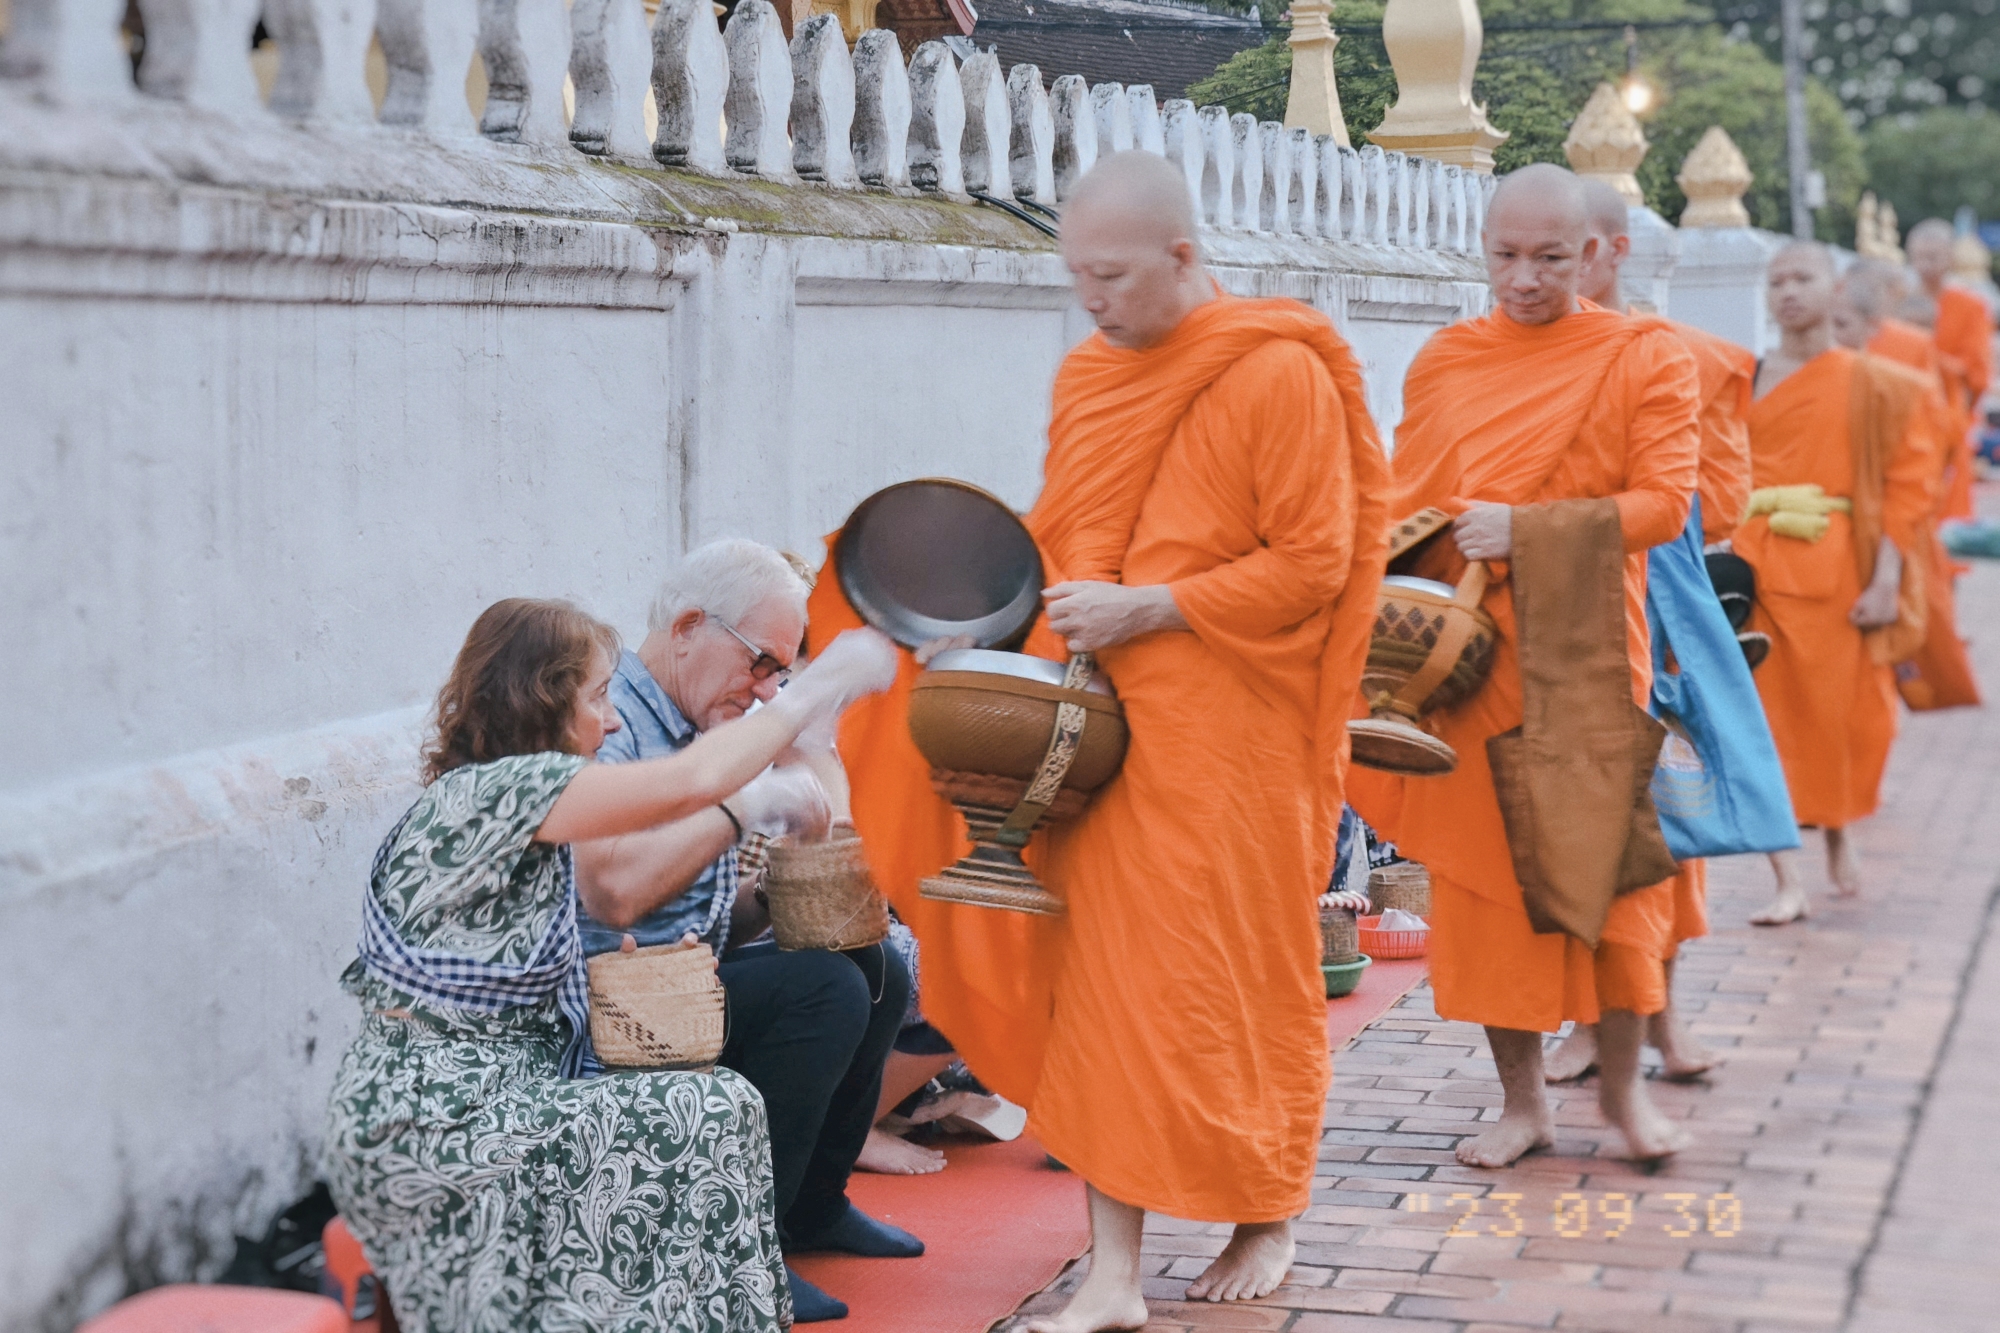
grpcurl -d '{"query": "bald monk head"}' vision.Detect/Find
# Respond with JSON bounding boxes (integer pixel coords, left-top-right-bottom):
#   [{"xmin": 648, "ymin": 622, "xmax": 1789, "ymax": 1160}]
[
  {"xmin": 1483, "ymin": 163, "xmax": 1601, "ymax": 326},
  {"xmin": 1061, "ymin": 150, "xmax": 1213, "ymax": 349},
  {"xmin": 1831, "ymin": 258, "xmax": 1903, "ymax": 349},
  {"xmin": 1765, "ymin": 240, "xmax": 1837, "ymax": 336},
  {"xmin": 1577, "ymin": 179, "xmax": 1632, "ymax": 310},
  {"xmin": 1907, "ymin": 217, "xmax": 1955, "ymax": 290}
]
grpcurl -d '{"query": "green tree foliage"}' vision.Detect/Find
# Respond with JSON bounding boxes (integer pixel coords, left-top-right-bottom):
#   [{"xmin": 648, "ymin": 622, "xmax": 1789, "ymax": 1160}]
[
  {"xmin": 1732, "ymin": 0, "xmax": 2000, "ymax": 123},
  {"xmin": 1188, "ymin": 0, "xmax": 1867, "ymax": 240},
  {"xmin": 1863, "ymin": 106, "xmax": 2000, "ymax": 225}
]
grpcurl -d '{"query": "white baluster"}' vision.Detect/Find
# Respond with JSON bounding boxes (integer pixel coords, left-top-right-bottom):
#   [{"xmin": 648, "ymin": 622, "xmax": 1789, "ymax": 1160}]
[
  {"xmin": 1006, "ymin": 63, "xmax": 1056, "ymax": 205},
  {"xmin": 134, "ymin": 0, "xmax": 264, "ymax": 111},
  {"xmin": 1315, "ymin": 136, "xmax": 1342, "ymax": 239},
  {"xmin": 1258, "ymin": 121, "xmax": 1290, "ymax": 236},
  {"xmin": 376, "ymin": 0, "xmax": 479, "ymax": 133},
  {"xmin": 724, "ymin": 0, "xmax": 793, "ymax": 179},
  {"xmin": 957, "ymin": 49, "xmax": 1010, "ymax": 199},
  {"xmin": 1161, "ymin": 98, "xmax": 1204, "ymax": 223},
  {"xmin": 264, "ymin": 0, "xmax": 378, "ymax": 121},
  {"xmin": 791, "ymin": 14, "xmax": 858, "ymax": 185},
  {"xmin": 1288, "ymin": 126, "xmax": 1316, "ymax": 237},
  {"xmin": 1090, "ymin": 81, "xmax": 1131, "ymax": 158},
  {"xmin": 1445, "ymin": 164, "xmax": 1470, "ymax": 250},
  {"xmin": 907, "ymin": 40, "xmax": 965, "ymax": 197},
  {"xmin": 1125, "ymin": 83, "xmax": 1163, "ymax": 154},
  {"xmin": 569, "ymin": 0, "xmax": 651, "ymax": 157},
  {"xmin": 1359, "ymin": 144, "xmax": 1387, "ymax": 243},
  {"xmin": 1230, "ymin": 112, "xmax": 1262, "ymax": 232},
  {"xmin": 1050, "ymin": 73, "xmax": 1095, "ymax": 200},
  {"xmin": 1197, "ymin": 104, "xmax": 1234, "ymax": 228},
  {"xmin": 653, "ymin": 0, "xmax": 729, "ymax": 173},
  {"xmin": 1408, "ymin": 155, "xmax": 1431, "ymax": 248},
  {"xmin": 472, "ymin": 0, "xmax": 566, "ymax": 141},
  {"xmin": 0, "ymin": 0, "xmax": 134, "ymax": 100},
  {"xmin": 851, "ymin": 28, "xmax": 910, "ymax": 188}
]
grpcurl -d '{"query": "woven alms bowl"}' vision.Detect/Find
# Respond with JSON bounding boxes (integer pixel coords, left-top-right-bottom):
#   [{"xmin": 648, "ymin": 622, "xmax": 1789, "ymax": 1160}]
[
  {"xmin": 764, "ymin": 831, "xmax": 891, "ymax": 952},
  {"xmin": 1362, "ymin": 576, "xmax": 1499, "ymax": 719},
  {"xmin": 1367, "ymin": 861, "xmax": 1432, "ymax": 918},
  {"xmin": 908, "ymin": 660, "xmax": 1128, "ymax": 795},
  {"xmin": 588, "ymin": 942, "xmax": 726, "ymax": 1071}
]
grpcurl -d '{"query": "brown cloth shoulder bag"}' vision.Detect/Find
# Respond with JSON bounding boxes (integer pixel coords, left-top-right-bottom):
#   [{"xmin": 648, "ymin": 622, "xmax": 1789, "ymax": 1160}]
[{"xmin": 1486, "ymin": 498, "xmax": 1678, "ymax": 946}]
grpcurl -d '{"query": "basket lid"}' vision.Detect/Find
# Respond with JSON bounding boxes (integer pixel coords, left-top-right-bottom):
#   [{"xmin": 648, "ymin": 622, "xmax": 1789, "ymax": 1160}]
[{"xmin": 835, "ymin": 479, "xmax": 1043, "ymax": 649}]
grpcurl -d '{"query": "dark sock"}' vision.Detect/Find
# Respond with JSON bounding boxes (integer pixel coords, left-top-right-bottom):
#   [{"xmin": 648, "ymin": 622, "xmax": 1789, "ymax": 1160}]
[
  {"xmin": 787, "ymin": 1265, "xmax": 849, "ymax": 1323},
  {"xmin": 791, "ymin": 1201, "xmax": 925, "ymax": 1258}
]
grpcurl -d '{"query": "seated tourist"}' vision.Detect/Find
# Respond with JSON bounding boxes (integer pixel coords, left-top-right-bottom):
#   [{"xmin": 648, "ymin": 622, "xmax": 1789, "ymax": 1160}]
[
  {"xmin": 573, "ymin": 539, "xmax": 926, "ymax": 1324},
  {"xmin": 323, "ymin": 596, "xmax": 895, "ymax": 1332}
]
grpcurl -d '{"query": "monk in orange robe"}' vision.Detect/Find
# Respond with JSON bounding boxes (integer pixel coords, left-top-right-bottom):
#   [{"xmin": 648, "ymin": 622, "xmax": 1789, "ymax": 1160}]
[
  {"xmin": 1740, "ymin": 242, "xmax": 1935, "ymax": 926},
  {"xmin": 814, "ymin": 151, "xmax": 1391, "ymax": 1331},
  {"xmin": 1543, "ymin": 181, "xmax": 1751, "ymax": 1087},
  {"xmin": 1834, "ymin": 261, "xmax": 1982, "ymax": 713},
  {"xmin": 1904, "ymin": 219, "xmax": 1993, "ymax": 521},
  {"xmin": 1347, "ymin": 164, "xmax": 1701, "ymax": 1167}
]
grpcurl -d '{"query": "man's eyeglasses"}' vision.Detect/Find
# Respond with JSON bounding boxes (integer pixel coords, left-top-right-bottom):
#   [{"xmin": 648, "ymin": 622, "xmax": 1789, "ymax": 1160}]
[{"xmin": 712, "ymin": 616, "xmax": 793, "ymax": 683}]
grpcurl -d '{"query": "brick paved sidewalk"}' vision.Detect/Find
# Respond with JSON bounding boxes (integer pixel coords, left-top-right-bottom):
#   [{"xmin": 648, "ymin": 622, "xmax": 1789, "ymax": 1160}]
[{"xmin": 1005, "ymin": 555, "xmax": 2000, "ymax": 1333}]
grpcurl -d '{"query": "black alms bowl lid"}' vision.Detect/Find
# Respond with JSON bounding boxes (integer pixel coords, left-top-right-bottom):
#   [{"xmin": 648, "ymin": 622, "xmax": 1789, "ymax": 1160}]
[{"xmin": 834, "ymin": 478, "xmax": 1044, "ymax": 650}]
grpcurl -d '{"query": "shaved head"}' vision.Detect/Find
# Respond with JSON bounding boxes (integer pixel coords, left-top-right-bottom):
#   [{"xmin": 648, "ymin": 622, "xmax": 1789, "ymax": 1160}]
[
  {"xmin": 1766, "ymin": 241, "xmax": 1837, "ymax": 335},
  {"xmin": 1061, "ymin": 151, "xmax": 1212, "ymax": 349},
  {"xmin": 1907, "ymin": 216, "xmax": 1955, "ymax": 286},
  {"xmin": 1837, "ymin": 259, "xmax": 1903, "ymax": 322},
  {"xmin": 1577, "ymin": 178, "xmax": 1631, "ymax": 309},
  {"xmin": 1483, "ymin": 163, "xmax": 1599, "ymax": 326}
]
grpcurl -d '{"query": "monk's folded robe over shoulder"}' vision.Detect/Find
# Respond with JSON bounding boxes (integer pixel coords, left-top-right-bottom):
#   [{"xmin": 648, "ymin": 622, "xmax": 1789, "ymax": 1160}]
[
  {"xmin": 1347, "ymin": 302, "xmax": 1699, "ymax": 1034},
  {"xmin": 816, "ymin": 296, "xmax": 1390, "ymax": 1224},
  {"xmin": 1738, "ymin": 348, "xmax": 1935, "ymax": 826}
]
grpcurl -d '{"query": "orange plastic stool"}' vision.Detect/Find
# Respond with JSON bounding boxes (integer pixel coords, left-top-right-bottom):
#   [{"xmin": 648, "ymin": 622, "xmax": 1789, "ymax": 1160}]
[
  {"xmin": 322, "ymin": 1217, "xmax": 397, "ymax": 1332},
  {"xmin": 80, "ymin": 1285, "xmax": 347, "ymax": 1332}
]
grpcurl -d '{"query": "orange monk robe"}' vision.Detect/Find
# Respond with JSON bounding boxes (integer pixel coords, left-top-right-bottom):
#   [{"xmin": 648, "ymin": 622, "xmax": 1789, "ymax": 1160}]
[
  {"xmin": 1661, "ymin": 321, "xmax": 1753, "ymax": 947},
  {"xmin": 1867, "ymin": 323, "xmax": 1983, "ymax": 708},
  {"xmin": 1671, "ymin": 319, "xmax": 1755, "ymax": 544},
  {"xmin": 1930, "ymin": 289, "xmax": 1993, "ymax": 521},
  {"xmin": 1346, "ymin": 303, "xmax": 1700, "ymax": 1033},
  {"xmin": 1025, "ymin": 298, "xmax": 1389, "ymax": 1223},
  {"xmin": 1738, "ymin": 348, "xmax": 1935, "ymax": 827}
]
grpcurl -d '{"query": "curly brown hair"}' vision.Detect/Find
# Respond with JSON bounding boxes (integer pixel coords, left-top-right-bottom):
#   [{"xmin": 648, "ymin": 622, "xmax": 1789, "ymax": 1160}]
[{"xmin": 421, "ymin": 598, "xmax": 622, "ymax": 784}]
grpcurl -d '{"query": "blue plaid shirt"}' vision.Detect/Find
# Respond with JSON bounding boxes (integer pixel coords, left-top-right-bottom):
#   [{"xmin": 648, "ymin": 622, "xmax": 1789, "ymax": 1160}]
[{"xmin": 577, "ymin": 650, "xmax": 740, "ymax": 959}]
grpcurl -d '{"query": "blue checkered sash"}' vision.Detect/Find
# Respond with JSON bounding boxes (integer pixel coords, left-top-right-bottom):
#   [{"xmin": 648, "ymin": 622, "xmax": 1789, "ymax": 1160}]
[{"xmin": 356, "ymin": 814, "xmax": 594, "ymax": 1078}]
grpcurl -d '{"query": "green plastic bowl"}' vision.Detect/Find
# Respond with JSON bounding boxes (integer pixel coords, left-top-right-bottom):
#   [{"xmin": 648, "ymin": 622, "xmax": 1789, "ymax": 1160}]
[{"xmin": 1322, "ymin": 954, "xmax": 1372, "ymax": 998}]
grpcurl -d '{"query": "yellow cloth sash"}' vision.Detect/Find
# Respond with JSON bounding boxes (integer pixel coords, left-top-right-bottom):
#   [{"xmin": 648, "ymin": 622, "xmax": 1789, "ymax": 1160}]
[{"xmin": 1743, "ymin": 484, "xmax": 1852, "ymax": 541}]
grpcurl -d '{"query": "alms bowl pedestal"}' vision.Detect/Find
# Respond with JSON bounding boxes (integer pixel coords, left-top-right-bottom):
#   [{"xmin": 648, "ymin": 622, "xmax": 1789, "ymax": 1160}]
[{"xmin": 908, "ymin": 650, "xmax": 1129, "ymax": 916}]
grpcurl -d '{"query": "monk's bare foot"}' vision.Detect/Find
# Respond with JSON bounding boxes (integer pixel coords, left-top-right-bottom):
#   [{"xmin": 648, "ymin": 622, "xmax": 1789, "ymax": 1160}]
[
  {"xmin": 1544, "ymin": 1024, "xmax": 1600, "ymax": 1082},
  {"xmin": 1749, "ymin": 887, "xmax": 1809, "ymax": 926},
  {"xmin": 1455, "ymin": 1111, "xmax": 1554, "ymax": 1168},
  {"xmin": 1826, "ymin": 827, "xmax": 1863, "ymax": 897},
  {"xmin": 855, "ymin": 1128, "xmax": 946, "ymax": 1175},
  {"xmin": 1024, "ymin": 1264, "xmax": 1147, "ymax": 1333},
  {"xmin": 1647, "ymin": 1010, "xmax": 1717, "ymax": 1081},
  {"xmin": 1601, "ymin": 1080, "xmax": 1692, "ymax": 1162},
  {"xmin": 1185, "ymin": 1221, "xmax": 1294, "ymax": 1302}
]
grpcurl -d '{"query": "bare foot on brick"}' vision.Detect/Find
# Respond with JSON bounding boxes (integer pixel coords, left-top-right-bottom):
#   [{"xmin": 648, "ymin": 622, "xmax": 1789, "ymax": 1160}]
[
  {"xmin": 1455, "ymin": 1110, "xmax": 1555, "ymax": 1168},
  {"xmin": 1603, "ymin": 1084, "xmax": 1692, "ymax": 1161},
  {"xmin": 1023, "ymin": 1271, "xmax": 1147, "ymax": 1333},
  {"xmin": 855, "ymin": 1128, "xmax": 945, "ymax": 1175},
  {"xmin": 1647, "ymin": 1009, "xmax": 1717, "ymax": 1082},
  {"xmin": 1545, "ymin": 1023, "xmax": 1600, "ymax": 1083},
  {"xmin": 1750, "ymin": 886, "xmax": 1810, "ymax": 926},
  {"xmin": 1827, "ymin": 826, "xmax": 1863, "ymax": 897},
  {"xmin": 1186, "ymin": 1221, "xmax": 1294, "ymax": 1302}
]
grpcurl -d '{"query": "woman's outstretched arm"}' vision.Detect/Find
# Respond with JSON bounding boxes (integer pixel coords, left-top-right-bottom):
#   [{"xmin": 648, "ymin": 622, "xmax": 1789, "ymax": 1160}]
[{"xmin": 535, "ymin": 628, "xmax": 896, "ymax": 845}]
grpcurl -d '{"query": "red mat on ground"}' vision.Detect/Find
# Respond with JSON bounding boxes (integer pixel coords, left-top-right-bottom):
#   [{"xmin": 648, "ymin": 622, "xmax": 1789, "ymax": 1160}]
[
  {"xmin": 789, "ymin": 1134, "xmax": 1086, "ymax": 1333},
  {"xmin": 793, "ymin": 961, "xmax": 1427, "ymax": 1332},
  {"xmin": 1327, "ymin": 957, "xmax": 1428, "ymax": 1050}
]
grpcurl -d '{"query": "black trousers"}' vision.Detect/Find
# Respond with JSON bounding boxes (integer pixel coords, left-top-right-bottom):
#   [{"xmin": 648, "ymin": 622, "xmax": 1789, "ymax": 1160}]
[{"xmin": 717, "ymin": 939, "xmax": 910, "ymax": 1243}]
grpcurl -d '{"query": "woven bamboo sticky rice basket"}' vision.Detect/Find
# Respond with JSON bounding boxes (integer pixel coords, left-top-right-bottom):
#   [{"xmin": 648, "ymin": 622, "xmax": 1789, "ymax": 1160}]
[
  {"xmin": 1320, "ymin": 903, "xmax": 1362, "ymax": 965},
  {"xmin": 1367, "ymin": 861, "xmax": 1432, "ymax": 918},
  {"xmin": 588, "ymin": 942, "xmax": 726, "ymax": 1071},
  {"xmin": 764, "ymin": 829, "xmax": 891, "ymax": 952}
]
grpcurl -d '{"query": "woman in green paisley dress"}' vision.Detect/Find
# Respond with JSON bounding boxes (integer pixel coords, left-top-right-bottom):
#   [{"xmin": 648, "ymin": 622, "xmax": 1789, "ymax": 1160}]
[{"xmin": 323, "ymin": 598, "xmax": 896, "ymax": 1333}]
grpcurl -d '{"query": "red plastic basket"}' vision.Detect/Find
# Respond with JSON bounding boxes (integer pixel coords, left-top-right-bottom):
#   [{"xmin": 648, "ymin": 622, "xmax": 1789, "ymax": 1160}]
[{"xmin": 1357, "ymin": 913, "xmax": 1429, "ymax": 960}]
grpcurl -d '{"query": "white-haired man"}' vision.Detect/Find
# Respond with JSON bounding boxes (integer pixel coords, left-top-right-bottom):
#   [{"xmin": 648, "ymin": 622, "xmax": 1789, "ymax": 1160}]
[{"xmin": 574, "ymin": 538, "xmax": 922, "ymax": 1324}]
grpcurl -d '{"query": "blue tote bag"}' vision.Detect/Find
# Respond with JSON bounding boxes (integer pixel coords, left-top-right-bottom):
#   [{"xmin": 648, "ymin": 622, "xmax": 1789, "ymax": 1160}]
[{"xmin": 1646, "ymin": 497, "xmax": 1800, "ymax": 859}]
